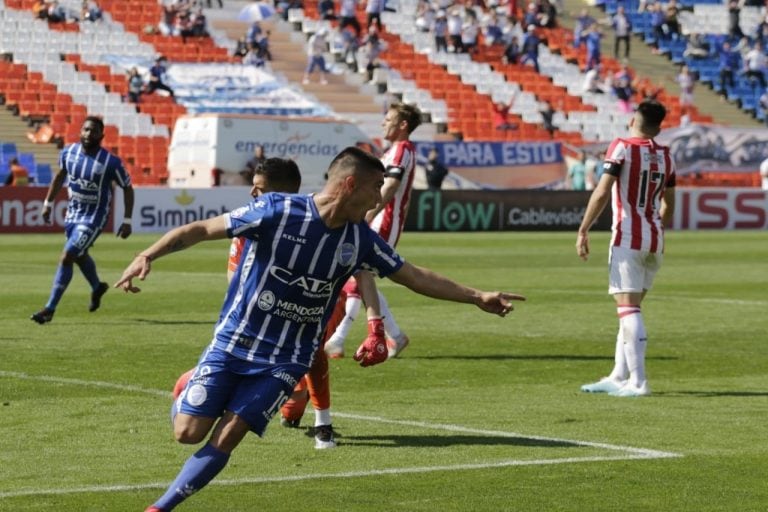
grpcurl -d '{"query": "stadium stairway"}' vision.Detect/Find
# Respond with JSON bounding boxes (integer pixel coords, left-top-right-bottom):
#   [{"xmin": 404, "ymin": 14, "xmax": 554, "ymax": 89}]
[
  {"xmin": 0, "ymin": 107, "xmax": 59, "ymax": 170},
  {"xmin": 558, "ymin": 0, "xmax": 762, "ymax": 128}
]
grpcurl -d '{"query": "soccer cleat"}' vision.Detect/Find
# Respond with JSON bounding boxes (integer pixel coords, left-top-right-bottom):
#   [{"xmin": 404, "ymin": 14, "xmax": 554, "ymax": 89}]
[
  {"xmin": 580, "ymin": 377, "xmax": 627, "ymax": 394},
  {"xmin": 30, "ymin": 308, "xmax": 55, "ymax": 324},
  {"xmin": 609, "ymin": 381, "xmax": 651, "ymax": 397},
  {"xmin": 314, "ymin": 424, "xmax": 337, "ymax": 449},
  {"xmin": 88, "ymin": 281, "xmax": 109, "ymax": 312},
  {"xmin": 323, "ymin": 335, "xmax": 345, "ymax": 359},
  {"xmin": 280, "ymin": 416, "xmax": 301, "ymax": 429},
  {"xmin": 386, "ymin": 333, "xmax": 410, "ymax": 359}
]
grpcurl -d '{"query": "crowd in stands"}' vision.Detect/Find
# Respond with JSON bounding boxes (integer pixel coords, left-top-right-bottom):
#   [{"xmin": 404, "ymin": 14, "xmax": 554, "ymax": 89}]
[
  {"xmin": 157, "ymin": 1, "xmax": 210, "ymax": 41},
  {"xmin": 32, "ymin": 0, "xmax": 102, "ymax": 23}
]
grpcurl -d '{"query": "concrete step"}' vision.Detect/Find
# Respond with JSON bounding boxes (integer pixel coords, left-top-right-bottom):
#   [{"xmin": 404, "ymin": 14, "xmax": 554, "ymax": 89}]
[{"xmin": 0, "ymin": 107, "xmax": 60, "ymax": 167}]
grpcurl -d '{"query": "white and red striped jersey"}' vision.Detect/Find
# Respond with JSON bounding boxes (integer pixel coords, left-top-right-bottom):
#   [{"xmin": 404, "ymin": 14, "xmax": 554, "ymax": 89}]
[
  {"xmin": 369, "ymin": 140, "xmax": 416, "ymax": 247},
  {"xmin": 602, "ymin": 136, "xmax": 676, "ymax": 253}
]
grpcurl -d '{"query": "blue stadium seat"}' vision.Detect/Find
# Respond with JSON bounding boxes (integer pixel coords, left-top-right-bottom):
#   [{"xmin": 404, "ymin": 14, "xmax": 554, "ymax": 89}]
[
  {"xmin": 18, "ymin": 153, "xmax": 36, "ymax": 171},
  {"xmin": 1, "ymin": 142, "xmax": 17, "ymax": 158},
  {"xmin": 0, "ymin": 161, "xmax": 10, "ymax": 186},
  {"xmin": 35, "ymin": 163, "xmax": 53, "ymax": 186}
]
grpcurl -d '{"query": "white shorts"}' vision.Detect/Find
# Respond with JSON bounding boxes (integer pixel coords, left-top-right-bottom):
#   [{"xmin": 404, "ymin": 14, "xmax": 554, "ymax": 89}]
[{"xmin": 608, "ymin": 246, "xmax": 663, "ymax": 295}]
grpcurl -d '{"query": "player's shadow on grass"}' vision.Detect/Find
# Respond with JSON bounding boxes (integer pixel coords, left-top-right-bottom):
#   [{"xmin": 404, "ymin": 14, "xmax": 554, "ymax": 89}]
[
  {"xmin": 340, "ymin": 434, "xmax": 582, "ymax": 449},
  {"xmin": 658, "ymin": 390, "xmax": 768, "ymax": 398},
  {"xmin": 412, "ymin": 354, "xmax": 678, "ymax": 362}
]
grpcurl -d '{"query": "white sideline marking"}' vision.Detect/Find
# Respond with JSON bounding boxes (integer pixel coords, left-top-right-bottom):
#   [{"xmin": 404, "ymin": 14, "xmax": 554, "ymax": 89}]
[
  {"xmin": 545, "ymin": 289, "xmax": 767, "ymax": 307},
  {"xmin": 0, "ymin": 372, "xmax": 682, "ymax": 500}
]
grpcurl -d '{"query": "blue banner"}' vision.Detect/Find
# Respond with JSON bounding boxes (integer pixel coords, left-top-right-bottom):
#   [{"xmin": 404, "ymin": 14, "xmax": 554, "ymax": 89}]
[{"xmin": 414, "ymin": 141, "xmax": 563, "ymax": 168}]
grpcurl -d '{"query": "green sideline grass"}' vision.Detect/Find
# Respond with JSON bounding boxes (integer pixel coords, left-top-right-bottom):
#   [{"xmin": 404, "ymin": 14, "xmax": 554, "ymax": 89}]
[{"xmin": 0, "ymin": 231, "xmax": 766, "ymax": 511}]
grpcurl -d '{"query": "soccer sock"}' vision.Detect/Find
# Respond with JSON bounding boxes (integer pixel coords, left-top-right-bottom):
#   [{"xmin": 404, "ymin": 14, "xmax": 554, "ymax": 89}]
[
  {"xmin": 280, "ymin": 378, "xmax": 309, "ymax": 423},
  {"xmin": 315, "ymin": 408, "xmax": 332, "ymax": 427},
  {"xmin": 378, "ymin": 291, "xmax": 402, "ymax": 340},
  {"xmin": 619, "ymin": 306, "xmax": 646, "ymax": 387},
  {"xmin": 76, "ymin": 254, "xmax": 101, "ymax": 290},
  {"xmin": 608, "ymin": 321, "xmax": 628, "ymax": 381},
  {"xmin": 153, "ymin": 443, "xmax": 230, "ymax": 511},
  {"xmin": 307, "ymin": 348, "xmax": 330, "ymax": 411},
  {"xmin": 45, "ymin": 262, "xmax": 74, "ymax": 310},
  {"xmin": 329, "ymin": 295, "xmax": 361, "ymax": 344}
]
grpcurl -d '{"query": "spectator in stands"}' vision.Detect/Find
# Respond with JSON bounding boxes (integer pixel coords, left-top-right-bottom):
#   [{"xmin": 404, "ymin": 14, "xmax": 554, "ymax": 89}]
[
  {"xmin": 582, "ymin": 64, "xmax": 609, "ymax": 94},
  {"xmin": 4, "ymin": 158, "xmax": 29, "ymax": 187},
  {"xmin": 539, "ymin": 100, "xmax": 556, "ymax": 138},
  {"xmin": 158, "ymin": 3, "xmax": 178, "ymax": 36},
  {"xmin": 360, "ymin": 28, "xmax": 386, "ymax": 82},
  {"xmin": 493, "ymin": 98, "xmax": 518, "ymax": 130},
  {"xmin": 81, "ymin": 1, "xmax": 102, "ymax": 22},
  {"xmin": 744, "ymin": 41, "xmax": 767, "ymax": 90},
  {"xmin": 366, "ymin": 0, "xmax": 385, "ymax": 32},
  {"xmin": 718, "ymin": 40, "xmax": 741, "ymax": 100},
  {"xmin": 760, "ymin": 88, "xmax": 768, "ymax": 127},
  {"xmin": 319, "ymin": 0, "xmax": 336, "ymax": 20},
  {"xmin": 415, "ymin": 1, "xmax": 435, "ymax": 32},
  {"xmin": 522, "ymin": 2, "xmax": 539, "ymax": 30},
  {"xmin": 46, "ymin": 0, "xmax": 68, "ymax": 23},
  {"xmin": 176, "ymin": 9, "xmax": 195, "ymax": 43},
  {"xmin": 683, "ymin": 32, "xmax": 710, "ymax": 59},
  {"xmin": 425, "ymin": 148, "xmax": 449, "ymax": 190},
  {"xmin": 584, "ymin": 23, "xmax": 602, "ymax": 71},
  {"xmin": 246, "ymin": 21, "xmax": 263, "ymax": 47},
  {"xmin": 242, "ymin": 145, "xmax": 266, "ymax": 182},
  {"xmin": 573, "ymin": 8, "xmax": 595, "ymax": 48},
  {"xmin": 648, "ymin": 3, "xmax": 666, "ymax": 53},
  {"xmin": 233, "ymin": 36, "xmax": 249, "ymax": 59},
  {"xmin": 482, "ymin": 11, "xmax": 504, "ymax": 46},
  {"xmin": 433, "ymin": 10, "xmax": 448, "ymax": 52},
  {"xmin": 191, "ymin": 8, "xmax": 209, "ymax": 38},
  {"xmin": 447, "ymin": 8, "xmax": 464, "ymax": 53},
  {"xmin": 566, "ymin": 150, "xmax": 587, "ymax": 191},
  {"xmin": 303, "ymin": 28, "xmax": 331, "ymax": 85},
  {"xmin": 609, "ymin": 5, "xmax": 632, "ymax": 59},
  {"xmin": 461, "ymin": 10, "xmax": 480, "ymax": 54},
  {"xmin": 243, "ymin": 42, "xmax": 266, "ymax": 67},
  {"xmin": 258, "ymin": 30, "xmax": 273, "ymax": 61},
  {"xmin": 521, "ymin": 24, "xmax": 541, "ymax": 72},
  {"xmin": 535, "ymin": 0, "xmax": 557, "ymax": 29},
  {"xmin": 663, "ymin": 0, "xmax": 681, "ymax": 40},
  {"xmin": 675, "ymin": 64, "xmax": 695, "ymax": 107},
  {"xmin": 33, "ymin": 0, "xmax": 47, "ymax": 20},
  {"xmin": 127, "ymin": 67, "xmax": 144, "ymax": 104},
  {"xmin": 339, "ymin": 0, "xmax": 362, "ymax": 37},
  {"xmin": 502, "ymin": 35, "xmax": 520, "ymax": 64},
  {"xmin": 755, "ymin": 14, "xmax": 768, "ymax": 47},
  {"xmin": 727, "ymin": 0, "xmax": 744, "ymax": 40},
  {"xmin": 147, "ymin": 57, "xmax": 175, "ymax": 98},
  {"xmin": 611, "ymin": 65, "xmax": 635, "ymax": 113}
]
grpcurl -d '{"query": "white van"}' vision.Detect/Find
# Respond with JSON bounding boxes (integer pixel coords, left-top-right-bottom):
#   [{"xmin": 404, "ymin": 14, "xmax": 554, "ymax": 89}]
[{"xmin": 167, "ymin": 114, "xmax": 377, "ymax": 193}]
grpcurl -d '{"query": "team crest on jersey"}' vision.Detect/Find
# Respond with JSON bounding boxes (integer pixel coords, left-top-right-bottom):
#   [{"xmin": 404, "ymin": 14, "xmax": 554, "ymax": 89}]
[
  {"xmin": 337, "ymin": 243, "xmax": 356, "ymax": 267},
  {"xmin": 257, "ymin": 290, "xmax": 276, "ymax": 311}
]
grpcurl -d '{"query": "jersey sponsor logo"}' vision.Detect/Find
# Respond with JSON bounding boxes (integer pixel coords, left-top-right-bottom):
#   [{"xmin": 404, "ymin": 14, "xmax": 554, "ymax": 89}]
[
  {"xmin": 282, "ymin": 233, "xmax": 306, "ymax": 244},
  {"xmin": 68, "ymin": 177, "xmax": 99, "ymax": 191},
  {"xmin": 273, "ymin": 300, "xmax": 325, "ymax": 323},
  {"xmin": 186, "ymin": 384, "xmax": 207, "ymax": 406},
  {"xmin": 268, "ymin": 266, "xmax": 334, "ymax": 297},
  {"xmin": 337, "ymin": 243, "xmax": 356, "ymax": 266},
  {"xmin": 257, "ymin": 290, "xmax": 276, "ymax": 311},
  {"xmin": 272, "ymin": 370, "xmax": 298, "ymax": 388},
  {"xmin": 230, "ymin": 206, "xmax": 249, "ymax": 219}
]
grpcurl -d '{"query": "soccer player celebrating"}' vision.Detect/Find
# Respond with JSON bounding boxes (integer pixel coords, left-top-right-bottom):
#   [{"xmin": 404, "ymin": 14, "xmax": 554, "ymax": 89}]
[
  {"xmin": 116, "ymin": 147, "xmax": 524, "ymax": 512},
  {"xmin": 576, "ymin": 99, "xmax": 676, "ymax": 397},
  {"xmin": 31, "ymin": 116, "xmax": 134, "ymax": 324},
  {"xmin": 324, "ymin": 102, "xmax": 421, "ymax": 359}
]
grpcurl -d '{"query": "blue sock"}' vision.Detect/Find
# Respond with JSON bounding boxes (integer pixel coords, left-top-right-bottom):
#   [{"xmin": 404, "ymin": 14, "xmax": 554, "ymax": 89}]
[
  {"xmin": 76, "ymin": 254, "xmax": 101, "ymax": 290},
  {"xmin": 153, "ymin": 443, "xmax": 231, "ymax": 511},
  {"xmin": 45, "ymin": 263, "xmax": 74, "ymax": 311}
]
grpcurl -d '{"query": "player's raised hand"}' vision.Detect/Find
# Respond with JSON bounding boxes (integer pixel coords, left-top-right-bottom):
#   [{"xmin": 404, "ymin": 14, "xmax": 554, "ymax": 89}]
[
  {"xmin": 114, "ymin": 254, "xmax": 152, "ymax": 293},
  {"xmin": 476, "ymin": 291, "xmax": 526, "ymax": 317},
  {"xmin": 353, "ymin": 317, "xmax": 388, "ymax": 367}
]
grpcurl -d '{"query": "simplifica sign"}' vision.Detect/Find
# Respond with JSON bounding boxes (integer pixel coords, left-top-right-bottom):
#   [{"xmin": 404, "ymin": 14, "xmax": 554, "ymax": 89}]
[{"xmin": 405, "ymin": 190, "xmax": 609, "ymax": 232}]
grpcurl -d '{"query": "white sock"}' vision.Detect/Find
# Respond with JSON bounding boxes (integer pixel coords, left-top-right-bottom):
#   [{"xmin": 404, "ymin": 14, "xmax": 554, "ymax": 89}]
[
  {"xmin": 620, "ymin": 307, "xmax": 646, "ymax": 387},
  {"xmin": 329, "ymin": 296, "xmax": 361, "ymax": 345},
  {"xmin": 315, "ymin": 408, "xmax": 332, "ymax": 427},
  {"xmin": 608, "ymin": 324, "xmax": 628, "ymax": 381},
  {"xmin": 378, "ymin": 291, "xmax": 403, "ymax": 340}
]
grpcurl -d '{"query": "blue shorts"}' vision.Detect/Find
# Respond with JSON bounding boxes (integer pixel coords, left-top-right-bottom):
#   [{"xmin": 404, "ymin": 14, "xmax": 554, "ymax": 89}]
[
  {"xmin": 176, "ymin": 344, "xmax": 307, "ymax": 436},
  {"xmin": 64, "ymin": 223, "xmax": 102, "ymax": 257},
  {"xmin": 306, "ymin": 55, "xmax": 326, "ymax": 73}
]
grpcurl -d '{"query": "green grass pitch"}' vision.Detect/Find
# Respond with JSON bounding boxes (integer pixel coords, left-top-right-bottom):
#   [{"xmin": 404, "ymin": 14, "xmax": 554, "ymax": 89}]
[{"xmin": 1, "ymin": 230, "xmax": 766, "ymax": 511}]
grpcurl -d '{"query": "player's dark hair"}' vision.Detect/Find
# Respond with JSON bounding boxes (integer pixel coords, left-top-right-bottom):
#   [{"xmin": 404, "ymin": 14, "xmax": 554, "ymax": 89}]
[
  {"xmin": 636, "ymin": 99, "xmax": 666, "ymax": 133},
  {"xmin": 390, "ymin": 102, "xmax": 423, "ymax": 134},
  {"xmin": 328, "ymin": 147, "xmax": 385, "ymax": 178},
  {"xmin": 257, "ymin": 158, "xmax": 301, "ymax": 193},
  {"xmin": 84, "ymin": 116, "xmax": 105, "ymax": 133}
]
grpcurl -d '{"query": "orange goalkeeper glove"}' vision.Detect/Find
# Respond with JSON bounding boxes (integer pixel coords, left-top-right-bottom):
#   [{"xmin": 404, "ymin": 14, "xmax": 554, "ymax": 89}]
[{"xmin": 353, "ymin": 317, "xmax": 387, "ymax": 367}]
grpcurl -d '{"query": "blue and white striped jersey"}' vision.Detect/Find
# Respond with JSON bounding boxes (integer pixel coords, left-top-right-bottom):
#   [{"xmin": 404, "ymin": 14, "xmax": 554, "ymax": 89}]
[
  {"xmin": 59, "ymin": 143, "xmax": 132, "ymax": 227},
  {"xmin": 216, "ymin": 192, "xmax": 404, "ymax": 368}
]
